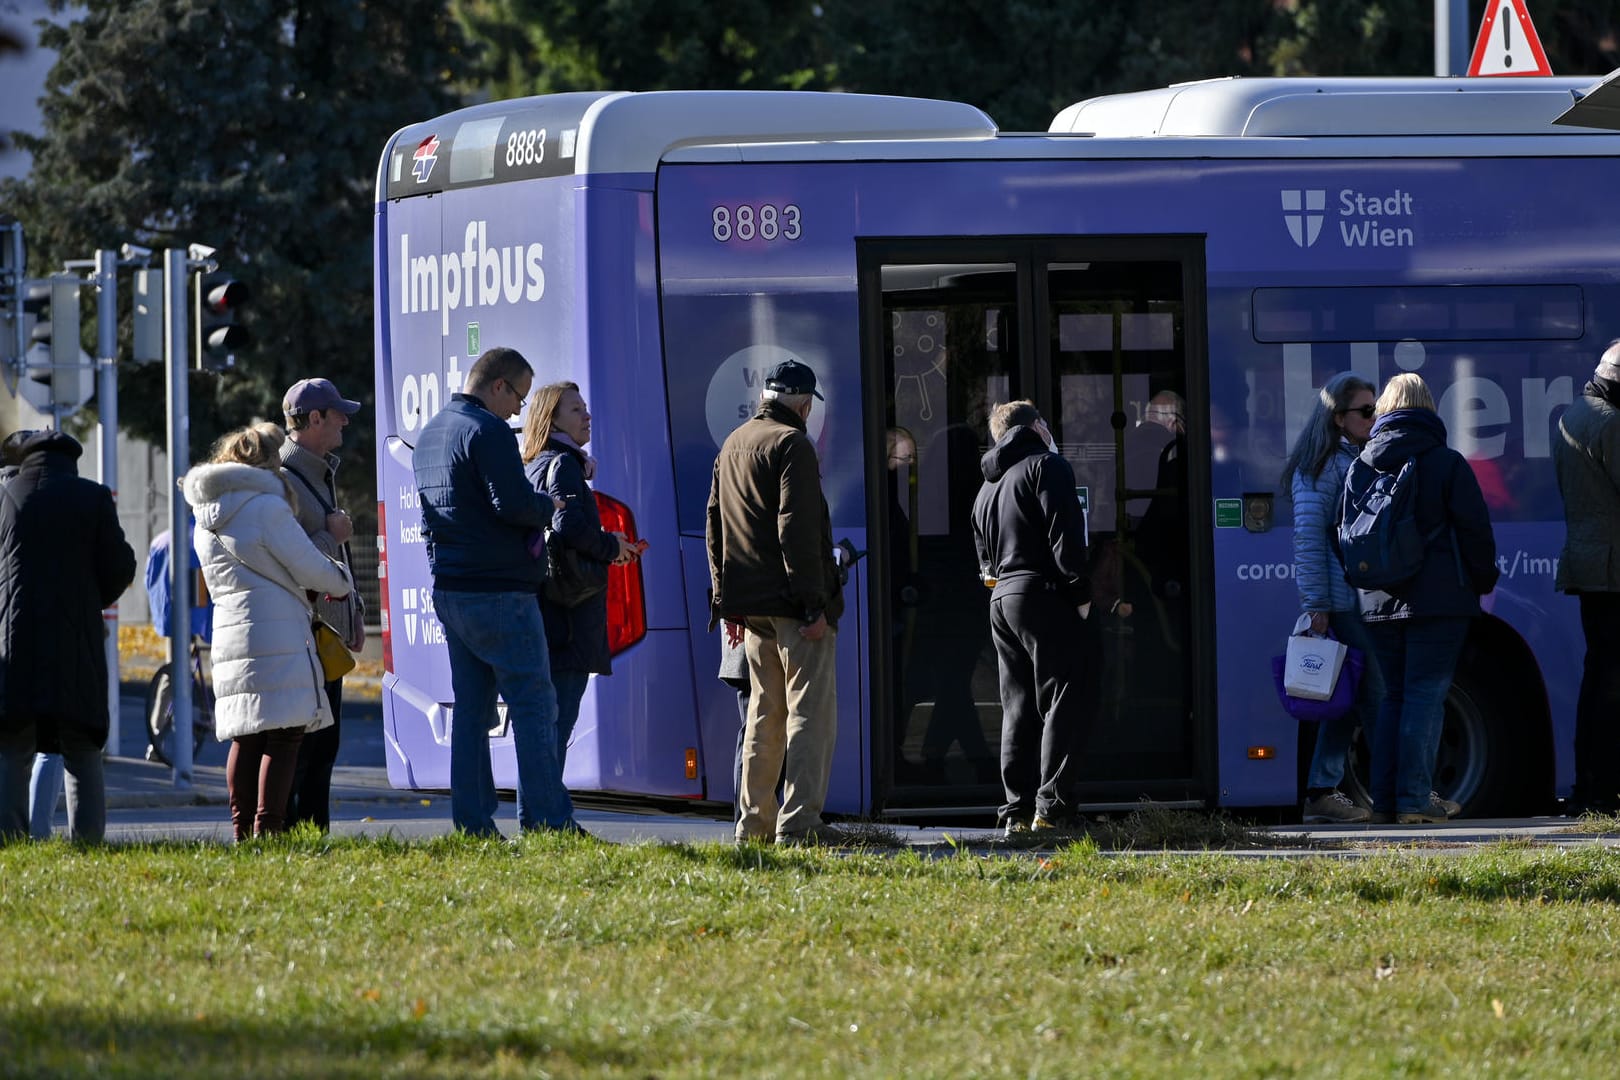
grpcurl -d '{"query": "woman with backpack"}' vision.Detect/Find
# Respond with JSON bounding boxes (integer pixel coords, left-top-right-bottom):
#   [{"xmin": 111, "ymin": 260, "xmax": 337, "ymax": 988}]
[
  {"xmin": 519, "ymin": 383, "xmax": 641, "ymax": 773},
  {"xmin": 1282, "ymin": 372, "xmax": 1383, "ymax": 824},
  {"xmin": 1349, "ymin": 373, "xmax": 1499, "ymax": 824}
]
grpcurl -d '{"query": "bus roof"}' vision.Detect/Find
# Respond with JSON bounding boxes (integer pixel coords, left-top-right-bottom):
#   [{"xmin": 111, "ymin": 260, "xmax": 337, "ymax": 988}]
[
  {"xmin": 378, "ymin": 90, "xmax": 995, "ymax": 200},
  {"xmin": 1048, "ymin": 75, "xmax": 1604, "ymax": 137},
  {"xmin": 379, "ymin": 79, "xmax": 1620, "ymax": 201}
]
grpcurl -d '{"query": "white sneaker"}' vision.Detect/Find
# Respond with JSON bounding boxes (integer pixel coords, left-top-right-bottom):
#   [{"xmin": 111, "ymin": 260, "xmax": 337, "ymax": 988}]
[{"xmin": 1302, "ymin": 790, "xmax": 1371, "ymax": 824}]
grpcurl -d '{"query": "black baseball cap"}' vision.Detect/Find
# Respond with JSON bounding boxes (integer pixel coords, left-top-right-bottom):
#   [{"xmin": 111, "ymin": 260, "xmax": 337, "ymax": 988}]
[{"xmin": 764, "ymin": 358, "xmax": 823, "ymax": 400}]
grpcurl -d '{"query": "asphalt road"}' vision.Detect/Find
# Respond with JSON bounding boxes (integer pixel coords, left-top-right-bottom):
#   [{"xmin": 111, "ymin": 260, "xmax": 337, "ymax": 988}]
[{"xmin": 44, "ymin": 687, "xmax": 1620, "ymax": 852}]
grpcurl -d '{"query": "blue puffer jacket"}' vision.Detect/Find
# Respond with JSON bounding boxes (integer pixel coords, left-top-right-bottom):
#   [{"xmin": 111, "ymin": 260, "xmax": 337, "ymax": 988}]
[
  {"xmin": 414, "ymin": 394, "xmax": 552, "ymax": 592},
  {"xmin": 1291, "ymin": 437, "xmax": 1360, "ymax": 615}
]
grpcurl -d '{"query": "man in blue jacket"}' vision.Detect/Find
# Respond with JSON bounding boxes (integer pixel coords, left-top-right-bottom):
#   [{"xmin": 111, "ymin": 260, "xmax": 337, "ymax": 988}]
[
  {"xmin": 971, "ymin": 401, "xmax": 1093, "ymax": 837},
  {"xmin": 413, "ymin": 346, "xmax": 577, "ymax": 837}
]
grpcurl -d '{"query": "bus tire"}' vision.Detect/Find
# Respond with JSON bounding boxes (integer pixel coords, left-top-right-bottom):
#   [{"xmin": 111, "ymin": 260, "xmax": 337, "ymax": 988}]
[{"xmin": 1343, "ymin": 658, "xmax": 1548, "ymax": 819}]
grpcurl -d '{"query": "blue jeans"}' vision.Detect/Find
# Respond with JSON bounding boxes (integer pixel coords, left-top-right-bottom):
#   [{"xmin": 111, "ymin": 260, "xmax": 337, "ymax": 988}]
[
  {"xmin": 29, "ymin": 754, "xmax": 64, "ymax": 840},
  {"xmin": 552, "ymin": 668, "xmax": 590, "ymax": 771},
  {"xmin": 434, "ymin": 589, "xmax": 570, "ymax": 834},
  {"xmin": 1364, "ymin": 616, "xmax": 1469, "ymax": 814},
  {"xmin": 1306, "ymin": 611, "xmax": 1385, "ymax": 792}
]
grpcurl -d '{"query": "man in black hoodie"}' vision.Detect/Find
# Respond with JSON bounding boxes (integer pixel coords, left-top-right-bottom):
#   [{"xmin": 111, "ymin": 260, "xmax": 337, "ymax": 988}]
[{"xmin": 971, "ymin": 401, "xmax": 1092, "ymax": 836}]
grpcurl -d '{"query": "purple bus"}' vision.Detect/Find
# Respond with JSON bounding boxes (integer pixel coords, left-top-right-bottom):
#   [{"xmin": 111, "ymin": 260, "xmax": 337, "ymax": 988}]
[{"xmin": 373, "ymin": 76, "xmax": 1619, "ymax": 818}]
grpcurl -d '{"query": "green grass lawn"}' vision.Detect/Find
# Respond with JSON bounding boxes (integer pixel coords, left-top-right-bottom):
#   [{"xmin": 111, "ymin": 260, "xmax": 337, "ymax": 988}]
[{"xmin": 4, "ymin": 834, "xmax": 1620, "ymax": 1078}]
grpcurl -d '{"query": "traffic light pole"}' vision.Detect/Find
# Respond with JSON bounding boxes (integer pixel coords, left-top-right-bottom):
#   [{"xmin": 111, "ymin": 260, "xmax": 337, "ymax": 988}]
[
  {"xmin": 164, "ymin": 248, "xmax": 193, "ymax": 789},
  {"xmin": 95, "ymin": 249, "xmax": 121, "ymax": 757}
]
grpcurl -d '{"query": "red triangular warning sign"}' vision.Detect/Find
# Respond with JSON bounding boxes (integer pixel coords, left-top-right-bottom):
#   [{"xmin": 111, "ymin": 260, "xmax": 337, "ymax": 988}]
[{"xmin": 1468, "ymin": 0, "xmax": 1553, "ymax": 77}]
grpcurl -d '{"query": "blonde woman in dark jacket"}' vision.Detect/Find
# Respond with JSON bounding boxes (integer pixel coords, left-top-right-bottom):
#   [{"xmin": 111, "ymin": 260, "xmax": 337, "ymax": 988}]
[
  {"xmin": 519, "ymin": 381, "xmax": 638, "ymax": 773},
  {"xmin": 1353, "ymin": 374, "xmax": 1499, "ymax": 824}
]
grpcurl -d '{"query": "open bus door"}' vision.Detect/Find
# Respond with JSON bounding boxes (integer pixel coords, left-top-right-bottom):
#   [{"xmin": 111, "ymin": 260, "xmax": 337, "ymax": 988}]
[
  {"xmin": 1553, "ymin": 68, "xmax": 1620, "ymax": 130},
  {"xmin": 861, "ymin": 238, "xmax": 1215, "ymax": 816}
]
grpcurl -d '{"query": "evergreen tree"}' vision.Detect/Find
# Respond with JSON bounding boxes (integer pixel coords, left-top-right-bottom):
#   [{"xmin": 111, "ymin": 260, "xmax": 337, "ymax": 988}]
[
  {"xmin": 453, "ymin": 0, "xmax": 832, "ymax": 99},
  {"xmin": 1, "ymin": 0, "xmax": 472, "ymax": 525}
]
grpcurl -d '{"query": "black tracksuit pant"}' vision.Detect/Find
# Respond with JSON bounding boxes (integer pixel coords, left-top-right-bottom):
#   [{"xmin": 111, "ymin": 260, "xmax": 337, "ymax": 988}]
[
  {"xmin": 1575, "ymin": 592, "xmax": 1620, "ymax": 810},
  {"xmin": 990, "ymin": 583, "xmax": 1090, "ymax": 824}
]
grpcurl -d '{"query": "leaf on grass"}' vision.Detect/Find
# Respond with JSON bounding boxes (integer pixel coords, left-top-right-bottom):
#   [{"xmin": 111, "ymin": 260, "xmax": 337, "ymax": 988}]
[
  {"xmin": 359, "ymin": 988, "xmax": 382, "ymax": 1002},
  {"xmin": 1492, "ymin": 998, "xmax": 1505, "ymax": 1019},
  {"xmin": 787, "ymin": 1016, "xmax": 811, "ymax": 1031},
  {"xmin": 412, "ymin": 998, "xmax": 428, "ymax": 1019}
]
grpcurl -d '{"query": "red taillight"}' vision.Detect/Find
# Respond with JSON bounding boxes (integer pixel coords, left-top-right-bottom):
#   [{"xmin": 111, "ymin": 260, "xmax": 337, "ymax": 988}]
[
  {"xmin": 377, "ymin": 500, "xmax": 393, "ymax": 672},
  {"xmin": 596, "ymin": 491, "xmax": 647, "ymax": 656}
]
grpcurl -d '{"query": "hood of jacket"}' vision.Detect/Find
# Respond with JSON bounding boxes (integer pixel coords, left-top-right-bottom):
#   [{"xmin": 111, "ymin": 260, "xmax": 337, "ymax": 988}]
[
  {"xmin": 4, "ymin": 429, "xmax": 82, "ymax": 469},
  {"xmin": 182, "ymin": 462, "xmax": 287, "ymax": 533},
  {"xmin": 980, "ymin": 424, "xmax": 1050, "ymax": 482},
  {"xmin": 1363, "ymin": 408, "xmax": 1449, "ymax": 473}
]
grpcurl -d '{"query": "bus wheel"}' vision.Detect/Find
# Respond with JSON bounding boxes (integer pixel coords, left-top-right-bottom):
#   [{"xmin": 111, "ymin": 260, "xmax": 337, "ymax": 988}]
[{"xmin": 1342, "ymin": 665, "xmax": 1539, "ymax": 818}]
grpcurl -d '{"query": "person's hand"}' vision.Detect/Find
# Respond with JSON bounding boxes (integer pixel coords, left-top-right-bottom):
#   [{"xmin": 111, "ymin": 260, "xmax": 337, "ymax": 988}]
[
  {"xmin": 799, "ymin": 613, "xmax": 828, "ymax": 642},
  {"xmin": 612, "ymin": 534, "xmax": 639, "ymax": 565},
  {"xmin": 1308, "ymin": 611, "xmax": 1329, "ymax": 635},
  {"xmin": 724, "ymin": 620, "xmax": 745, "ymax": 648},
  {"xmin": 325, "ymin": 509, "xmax": 354, "ymax": 544},
  {"xmin": 347, "ymin": 621, "xmax": 367, "ymax": 652},
  {"xmin": 1116, "ymin": 601, "xmax": 1134, "ymax": 619}
]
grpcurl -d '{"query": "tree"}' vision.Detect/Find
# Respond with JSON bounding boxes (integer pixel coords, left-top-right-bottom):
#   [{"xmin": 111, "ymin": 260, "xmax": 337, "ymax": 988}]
[
  {"xmin": 453, "ymin": 0, "xmax": 833, "ymax": 98},
  {"xmin": 0, "ymin": 0, "xmax": 472, "ymax": 527}
]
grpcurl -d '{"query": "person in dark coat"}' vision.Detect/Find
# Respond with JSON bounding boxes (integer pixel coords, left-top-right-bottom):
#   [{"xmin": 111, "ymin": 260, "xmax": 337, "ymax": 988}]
[
  {"xmin": 1350, "ymin": 374, "xmax": 1499, "ymax": 824},
  {"xmin": 0, "ymin": 430, "xmax": 137, "ymax": 841},
  {"xmin": 971, "ymin": 400, "xmax": 1093, "ymax": 836},
  {"xmin": 1553, "ymin": 341, "xmax": 1620, "ymax": 815},
  {"xmin": 520, "ymin": 381, "xmax": 638, "ymax": 772}
]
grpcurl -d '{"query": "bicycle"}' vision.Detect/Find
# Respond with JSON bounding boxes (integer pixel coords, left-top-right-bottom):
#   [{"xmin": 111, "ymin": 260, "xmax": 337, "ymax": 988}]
[{"xmin": 145, "ymin": 634, "xmax": 215, "ymax": 766}]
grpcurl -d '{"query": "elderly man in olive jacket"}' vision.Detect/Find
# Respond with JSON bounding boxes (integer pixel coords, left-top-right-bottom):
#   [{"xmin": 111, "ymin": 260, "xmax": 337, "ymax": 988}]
[
  {"xmin": 707, "ymin": 359, "xmax": 844, "ymax": 845},
  {"xmin": 1554, "ymin": 340, "xmax": 1620, "ymax": 815}
]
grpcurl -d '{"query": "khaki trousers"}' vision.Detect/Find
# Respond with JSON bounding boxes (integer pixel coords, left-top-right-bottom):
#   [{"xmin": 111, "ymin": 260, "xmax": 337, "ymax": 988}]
[{"xmin": 736, "ymin": 616, "xmax": 838, "ymax": 841}]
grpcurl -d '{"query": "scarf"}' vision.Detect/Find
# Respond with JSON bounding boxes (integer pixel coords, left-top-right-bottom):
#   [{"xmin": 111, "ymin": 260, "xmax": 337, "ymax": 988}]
[{"xmin": 551, "ymin": 431, "xmax": 596, "ymax": 481}]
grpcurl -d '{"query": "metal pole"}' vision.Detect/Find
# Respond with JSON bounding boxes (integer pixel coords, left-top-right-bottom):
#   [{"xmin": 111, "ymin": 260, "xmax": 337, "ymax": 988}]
[
  {"xmin": 1436, "ymin": 0, "xmax": 1471, "ymax": 77},
  {"xmin": 164, "ymin": 248, "xmax": 193, "ymax": 788},
  {"xmin": 95, "ymin": 249, "xmax": 121, "ymax": 757}
]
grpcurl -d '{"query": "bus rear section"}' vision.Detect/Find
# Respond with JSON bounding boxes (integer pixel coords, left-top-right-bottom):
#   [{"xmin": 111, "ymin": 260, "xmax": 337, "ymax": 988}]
[{"xmin": 373, "ymin": 95, "xmax": 705, "ymax": 805}]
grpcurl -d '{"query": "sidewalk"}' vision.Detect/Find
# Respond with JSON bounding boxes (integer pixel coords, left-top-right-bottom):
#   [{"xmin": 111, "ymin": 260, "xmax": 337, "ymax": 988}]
[{"xmin": 104, "ymin": 756, "xmax": 408, "ymax": 809}]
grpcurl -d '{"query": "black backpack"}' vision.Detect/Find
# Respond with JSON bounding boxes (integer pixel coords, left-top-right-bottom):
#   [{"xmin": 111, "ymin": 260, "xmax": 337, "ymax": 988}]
[{"xmin": 1337, "ymin": 454, "xmax": 1438, "ymax": 590}]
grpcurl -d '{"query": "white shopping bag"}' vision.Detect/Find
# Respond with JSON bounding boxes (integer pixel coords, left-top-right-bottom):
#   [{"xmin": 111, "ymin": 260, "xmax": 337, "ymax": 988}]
[{"xmin": 1282, "ymin": 614, "xmax": 1347, "ymax": 702}]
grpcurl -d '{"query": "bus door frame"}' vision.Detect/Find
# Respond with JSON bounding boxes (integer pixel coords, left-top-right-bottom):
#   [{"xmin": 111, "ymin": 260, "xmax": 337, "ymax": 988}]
[{"xmin": 858, "ymin": 234, "xmax": 1218, "ymax": 811}]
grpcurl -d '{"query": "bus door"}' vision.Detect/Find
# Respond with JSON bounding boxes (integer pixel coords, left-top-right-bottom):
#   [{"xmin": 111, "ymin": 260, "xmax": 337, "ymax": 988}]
[
  {"xmin": 861, "ymin": 238, "xmax": 1212, "ymax": 812},
  {"xmin": 1036, "ymin": 241, "xmax": 1211, "ymax": 801}
]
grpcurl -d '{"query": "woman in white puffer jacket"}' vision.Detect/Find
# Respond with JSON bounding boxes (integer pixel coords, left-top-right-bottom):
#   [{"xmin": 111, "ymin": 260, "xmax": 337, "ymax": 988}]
[{"xmin": 182, "ymin": 422, "xmax": 353, "ymax": 840}]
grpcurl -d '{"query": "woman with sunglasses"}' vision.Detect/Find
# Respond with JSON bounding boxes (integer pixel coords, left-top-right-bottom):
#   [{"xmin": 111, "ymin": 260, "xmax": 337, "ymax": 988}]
[
  {"xmin": 519, "ymin": 382, "xmax": 640, "ymax": 774},
  {"xmin": 1282, "ymin": 372, "xmax": 1383, "ymax": 824}
]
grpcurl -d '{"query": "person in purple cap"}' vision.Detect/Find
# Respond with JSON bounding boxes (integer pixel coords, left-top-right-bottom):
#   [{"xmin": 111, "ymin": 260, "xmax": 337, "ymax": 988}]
[{"xmin": 279, "ymin": 377, "xmax": 365, "ymax": 831}]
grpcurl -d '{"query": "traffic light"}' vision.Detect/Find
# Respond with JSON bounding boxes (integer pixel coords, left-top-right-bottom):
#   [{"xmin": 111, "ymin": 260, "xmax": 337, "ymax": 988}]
[
  {"xmin": 194, "ymin": 270, "xmax": 249, "ymax": 371},
  {"xmin": 0, "ymin": 216, "xmax": 23, "ymax": 369},
  {"xmin": 24, "ymin": 276, "xmax": 83, "ymax": 403}
]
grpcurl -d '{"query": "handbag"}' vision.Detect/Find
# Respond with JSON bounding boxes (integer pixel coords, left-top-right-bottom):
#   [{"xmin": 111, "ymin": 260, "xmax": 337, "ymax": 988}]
[
  {"xmin": 313, "ymin": 620, "xmax": 356, "ymax": 681},
  {"xmin": 1270, "ymin": 615, "xmax": 1364, "ymax": 724},
  {"xmin": 541, "ymin": 455, "xmax": 609, "ymax": 609}
]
